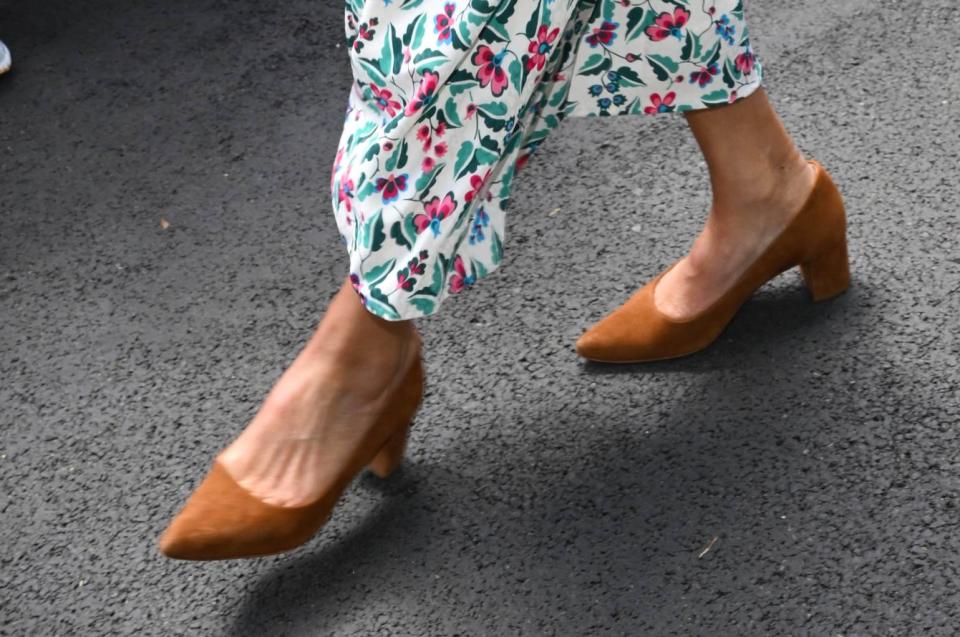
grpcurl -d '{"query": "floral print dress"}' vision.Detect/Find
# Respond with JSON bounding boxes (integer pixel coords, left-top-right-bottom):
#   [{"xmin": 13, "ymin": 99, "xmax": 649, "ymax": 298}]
[{"xmin": 333, "ymin": 0, "xmax": 761, "ymax": 320}]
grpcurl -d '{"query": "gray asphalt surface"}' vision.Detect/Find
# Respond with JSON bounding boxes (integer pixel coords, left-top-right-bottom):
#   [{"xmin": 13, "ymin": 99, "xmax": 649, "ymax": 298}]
[{"xmin": 2, "ymin": 0, "xmax": 959, "ymax": 634}]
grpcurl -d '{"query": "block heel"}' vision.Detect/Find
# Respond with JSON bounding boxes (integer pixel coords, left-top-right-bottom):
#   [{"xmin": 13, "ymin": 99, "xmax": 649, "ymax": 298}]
[
  {"xmin": 367, "ymin": 422, "xmax": 411, "ymax": 478},
  {"xmin": 800, "ymin": 239, "xmax": 850, "ymax": 302}
]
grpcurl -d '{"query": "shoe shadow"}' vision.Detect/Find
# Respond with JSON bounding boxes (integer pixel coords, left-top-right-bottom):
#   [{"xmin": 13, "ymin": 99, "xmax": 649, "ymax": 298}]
[{"xmin": 228, "ymin": 279, "xmax": 923, "ymax": 634}]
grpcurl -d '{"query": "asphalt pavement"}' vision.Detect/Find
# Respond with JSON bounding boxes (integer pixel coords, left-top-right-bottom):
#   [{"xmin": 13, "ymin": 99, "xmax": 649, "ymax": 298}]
[{"xmin": 2, "ymin": 0, "xmax": 959, "ymax": 634}]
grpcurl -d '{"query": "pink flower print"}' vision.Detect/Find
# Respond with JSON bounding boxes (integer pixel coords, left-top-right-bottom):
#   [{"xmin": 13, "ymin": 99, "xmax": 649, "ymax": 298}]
[
  {"xmin": 370, "ymin": 84, "xmax": 402, "ymax": 117},
  {"xmin": 338, "ymin": 177, "xmax": 355, "ymax": 214},
  {"xmin": 396, "ymin": 269, "xmax": 415, "ymax": 291},
  {"xmin": 643, "ymin": 92, "xmax": 676, "ymax": 114},
  {"xmin": 422, "ymin": 156, "xmax": 436, "ymax": 172},
  {"xmin": 471, "ymin": 46, "xmax": 509, "ymax": 97},
  {"xmin": 331, "ymin": 148, "xmax": 345, "ymax": 190},
  {"xmin": 464, "ymin": 170, "xmax": 491, "ymax": 204},
  {"xmin": 417, "ymin": 124, "xmax": 432, "ymax": 151},
  {"xmin": 405, "ymin": 70, "xmax": 440, "ymax": 116},
  {"xmin": 646, "ymin": 8, "xmax": 690, "ymax": 41},
  {"xmin": 448, "ymin": 255, "xmax": 476, "ymax": 293},
  {"xmin": 526, "ymin": 25, "xmax": 560, "ymax": 71},
  {"xmin": 408, "ymin": 251, "xmax": 428, "ymax": 275},
  {"xmin": 515, "ymin": 153, "xmax": 531, "ymax": 173},
  {"xmin": 434, "ymin": 141, "xmax": 448, "ymax": 157},
  {"xmin": 349, "ymin": 273, "xmax": 367, "ymax": 305},
  {"xmin": 586, "ymin": 21, "xmax": 618, "ymax": 48},
  {"xmin": 434, "ymin": 121, "xmax": 447, "ymax": 137},
  {"xmin": 375, "ymin": 173, "xmax": 409, "ymax": 204},
  {"xmin": 413, "ymin": 192, "xmax": 456, "ymax": 237},
  {"xmin": 435, "ymin": 3, "xmax": 455, "ymax": 44},
  {"xmin": 735, "ymin": 50, "xmax": 756, "ymax": 75},
  {"xmin": 690, "ymin": 63, "xmax": 719, "ymax": 87}
]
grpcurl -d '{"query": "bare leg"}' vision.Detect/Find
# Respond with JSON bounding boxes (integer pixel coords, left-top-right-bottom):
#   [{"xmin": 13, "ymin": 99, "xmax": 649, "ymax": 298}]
[
  {"xmin": 217, "ymin": 280, "xmax": 419, "ymax": 507},
  {"xmin": 654, "ymin": 88, "xmax": 817, "ymax": 318}
]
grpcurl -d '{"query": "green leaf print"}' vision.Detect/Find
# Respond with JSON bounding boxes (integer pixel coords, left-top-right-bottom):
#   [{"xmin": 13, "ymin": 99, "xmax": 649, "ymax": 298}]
[
  {"xmin": 499, "ymin": 164, "xmax": 514, "ymax": 194},
  {"xmin": 490, "ymin": 229, "xmax": 503, "ymax": 265},
  {"xmin": 602, "ymin": 1, "xmax": 614, "ymax": 21},
  {"xmin": 615, "ymin": 65, "xmax": 646, "ymax": 88},
  {"xmin": 366, "ymin": 286, "xmax": 400, "ymax": 320},
  {"xmin": 357, "ymin": 180, "xmax": 378, "ymax": 202},
  {"xmin": 412, "ymin": 260, "xmax": 443, "ymax": 297},
  {"xmin": 646, "ymin": 58, "xmax": 670, "ymax": 82},
  {"xmin": 447, "ymin": 68, "xmax": 477, "ymax": 96},
  {"xmin": 701, "ymin": 88, "xmax": 729, "ymax": 105},
  {"xmin": 409, "ymin": 298, "xmax": 435, "ymax": 315},
  {"xmin": 474, "ymin": 260, "xmax": 488, "ymax": 279},
  {"xmin": 363, "ymin": 258, "xmax": 396, "ymax": 286},
  {"xmin": 647, "ymin": 54, "xmax": 680, "ymax": 74},
  {"xmin": 690, "ymin": 31, "xmax": 703, "ymax": 60},
  {"xmin": 391, "ymin": 24, "xmax": 403, "ymax": 74},
  {"xmin": 414, "ymin": 48, "xmax": 446, "ymax": 75},
  {"xmin": 681, "ymin": 31, "xmax": 692, "ymax": 60},
  {"xmin": 359, "ymin": 58, "xmax": 386, "ymax": 86},
  {"xmin": 402, "ymin": 13, "xmax": 421, "ymax": 46},
  {"xmin": 385, "ymin": 138, "xmax": 408, "ymax": 172},
  {"xmin": 454, "ymin": 141, "xmax": 475, "ymax": 178},
  {"xmin": 508, "ymin": 59, "xmax": 522, "ymax": 92},
  {"xmin": 411, "ymin": 12, "xmax": 426, "ymax": 48},
  {"xmin": 457, "ymin": 21, "xmax": 471, "ymax": 46},
  {"xmin": 479, "ymin": 134, "xmax": 500, "ymax": 153},
  {"xmin": 700, "ymin": 40, "xmax": 721, "ymax": 66},
  {"xmin": 732, "ymin": 0, "xmax": 745, "ymax": 20},
  {"xmin": 482, "ymin": 19, "xmax": 510, "ymax": 43},
  {"xmin": 478, "ymin": 102, "xmax": 509, "ymax": 116},
  {"xmin": 379, "ymin": 26, "xmax": 394, "ymax": 76},
  {"xmin": 578, "ymin": 53, "xmax": 610, "ymax": 76},
  {"xmin": 475, "ymin": 147, "xmax": 498, "ymax": 165},
  {"xmin": 722, "ymin": 59, "xmax": 736, "ymax": 88},
  {"xmin": 548, "ymin": 84, "xmax": 569, "ymax": 108},
  {"xmin": 415, "ymin": 162, "xmax": 444, "ymax": 196},
  {"xmin": 403, "ymin": 213, "xmax": 419, "ymax": 243},
  {"xmin": 443, "ymin": 97, "xmax": 462, "ymax": 127},
  {"xmin": 471, "ymin": 0, "xmax": 496, "ymax": 12},
  {"xmin": 367, "ymin": 211, "xmax": 386, "ymax": 252},
  {"xmin": 524, "ymin": 0, "xmax": 541, "ymax": 38},
  {"xmin": 390, "ymin": 221, "xmax": 412, "ymax": 249},
  {"xmin": 494, "ymin": 0, "xmax": 516, "ymax": 23},
  {"xmin": 467, "ymin": 10, "xmax": 485, "ymax": 25},
  {"xmin": 626, "ymin": 7, "xmax": 656, "ymax": 41},
  {"xmin": 363, "ymin": 142, "xmax": 380, "ymax": 162}
]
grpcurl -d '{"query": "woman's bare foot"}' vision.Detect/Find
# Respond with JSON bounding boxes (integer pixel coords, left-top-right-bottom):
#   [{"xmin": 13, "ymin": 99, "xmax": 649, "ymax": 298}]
[
  {"xmin": 217, "ymin": 281, "xmax": 419, "ymax": 507},
  {"xmin": 655, "ymin": 88, "xmax": 817, "ymax": 320}
]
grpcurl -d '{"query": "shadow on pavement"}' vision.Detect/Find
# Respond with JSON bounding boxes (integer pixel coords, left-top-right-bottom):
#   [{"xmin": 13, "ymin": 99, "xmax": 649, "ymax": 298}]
[{"xmin": 227, "ymin": 282, "xmax": 890, "ymax": 634}]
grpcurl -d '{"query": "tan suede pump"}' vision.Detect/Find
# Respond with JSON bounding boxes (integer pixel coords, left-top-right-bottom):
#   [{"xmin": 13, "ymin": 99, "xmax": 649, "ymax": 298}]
[
  {"xmin": 158, "ymin": 355, "xmax": 424, "ymax": 560},
  {"xmin": 576, "ymin": 161, "xmax": 849, "ymax": 363}
]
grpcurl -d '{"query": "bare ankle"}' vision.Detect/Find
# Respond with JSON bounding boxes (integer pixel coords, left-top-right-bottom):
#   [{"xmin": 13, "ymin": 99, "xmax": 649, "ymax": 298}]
[{"xmin": 711, "ymin": 155, "xmax": 814, "ymax": 222}]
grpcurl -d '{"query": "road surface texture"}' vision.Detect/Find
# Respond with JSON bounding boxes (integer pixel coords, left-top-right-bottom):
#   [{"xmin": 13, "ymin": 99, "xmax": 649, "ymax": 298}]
[{"xmin": 2, "ymin": 0, "xmax": 959, "ymax": 634}]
